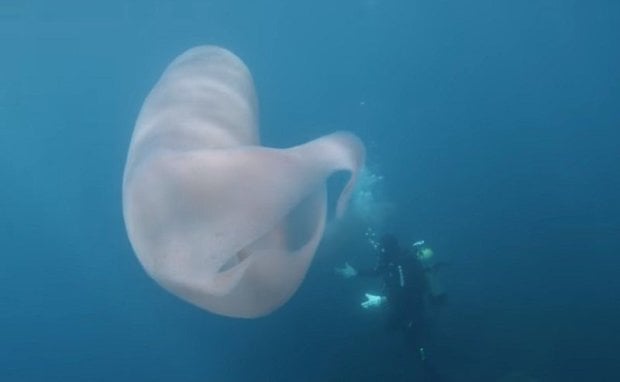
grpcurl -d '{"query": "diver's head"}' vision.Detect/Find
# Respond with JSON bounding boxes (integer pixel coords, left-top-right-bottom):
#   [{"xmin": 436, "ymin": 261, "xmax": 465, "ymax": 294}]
[
  {"xmin": 417, "ymin": 247, "xmax": 434, "ymax": 262},
  {"xmin": 379, "ymin": 233, "xmax": 400, "ymax": 260}
]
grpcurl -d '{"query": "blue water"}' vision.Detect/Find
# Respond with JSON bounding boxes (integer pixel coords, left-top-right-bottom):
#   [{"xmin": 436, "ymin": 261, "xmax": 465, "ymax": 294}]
[{"xmin": 1, "ymin": 1, "xmax": 619, "ymax": 381}]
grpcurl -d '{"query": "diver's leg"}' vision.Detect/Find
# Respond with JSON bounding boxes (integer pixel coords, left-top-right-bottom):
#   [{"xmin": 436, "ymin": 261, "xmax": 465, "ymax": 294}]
[{"xmin": 405, "ymin": 320, "xmax": 446, "ymax": 382}]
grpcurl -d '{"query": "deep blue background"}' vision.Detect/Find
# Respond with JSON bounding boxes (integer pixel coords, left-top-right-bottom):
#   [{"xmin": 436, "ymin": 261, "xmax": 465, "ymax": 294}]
[{"xmin": 1, "ymin": 1, "xmax": 619, "ymax": 381}]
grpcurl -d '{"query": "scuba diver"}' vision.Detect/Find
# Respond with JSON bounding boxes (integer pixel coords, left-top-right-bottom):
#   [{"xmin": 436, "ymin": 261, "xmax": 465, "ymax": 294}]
[{"xmin": 336, "ymin": 234, "xmax": 446, "ymax": 382}]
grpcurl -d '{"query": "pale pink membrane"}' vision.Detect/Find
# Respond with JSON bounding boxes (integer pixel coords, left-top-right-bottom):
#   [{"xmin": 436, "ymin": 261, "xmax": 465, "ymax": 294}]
[{"xmin": 123, "ymin": 46, "xmax": 364, "ymax": 318}]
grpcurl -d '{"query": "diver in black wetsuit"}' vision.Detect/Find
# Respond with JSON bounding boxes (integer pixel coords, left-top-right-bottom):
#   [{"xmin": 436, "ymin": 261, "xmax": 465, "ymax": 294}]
[{"xmin": 336, "ymin": 234, "xmax": 445, "ymax": 382}]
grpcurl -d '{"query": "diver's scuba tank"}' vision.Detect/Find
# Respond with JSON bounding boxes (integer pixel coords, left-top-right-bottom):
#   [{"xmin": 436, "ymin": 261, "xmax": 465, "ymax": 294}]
[{"xmin": 413, "ymin": 242, "xmax": 446, "ymax": 303}]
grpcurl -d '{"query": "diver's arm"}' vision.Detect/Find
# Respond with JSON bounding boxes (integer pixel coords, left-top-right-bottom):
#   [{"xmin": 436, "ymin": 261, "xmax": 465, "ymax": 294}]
[
  {"xmin": 357, "ymin": 252, "xmax": 389, "ymax": 277},
  {"xmin": 355, "ymin": 267, "xmax": 380, "ymax": 277},
  {"xmin": 336, "ymin": 257, "xmax": 385, "ymax": 278}
]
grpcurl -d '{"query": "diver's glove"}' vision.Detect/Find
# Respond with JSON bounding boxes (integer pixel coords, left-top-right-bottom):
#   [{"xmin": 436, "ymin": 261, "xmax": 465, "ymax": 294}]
[
  {"xmin": 361, "ymin": 293, "xmax": 386, "ymax": 309},
  {"xmin": 334, "ymin": 262, "xmax": 358, "ymax": 279}
]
